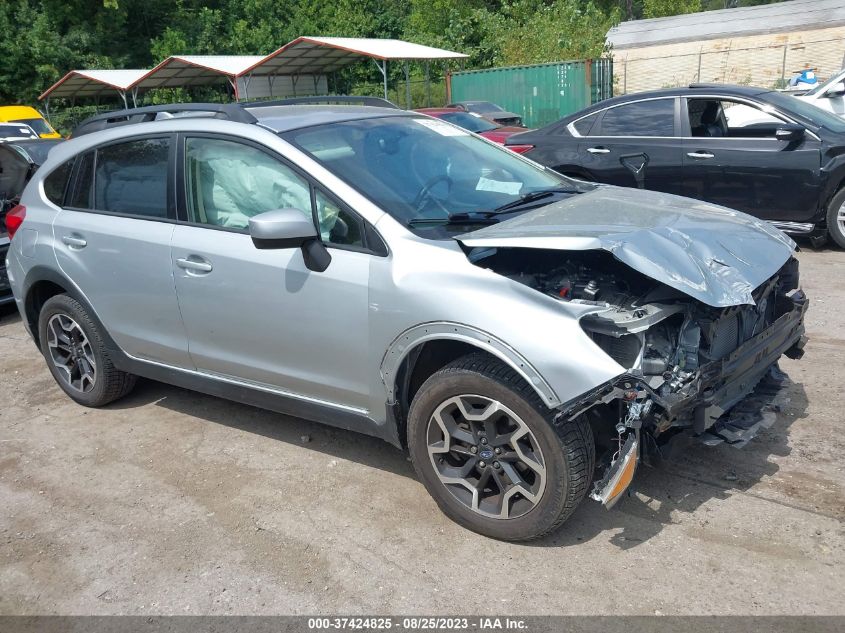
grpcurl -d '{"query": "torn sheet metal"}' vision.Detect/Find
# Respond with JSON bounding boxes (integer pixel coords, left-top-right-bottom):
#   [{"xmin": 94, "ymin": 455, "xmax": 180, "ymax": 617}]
[{"xmin": 457, "ymin": 185, "xmax": 796, "ymax": 308}]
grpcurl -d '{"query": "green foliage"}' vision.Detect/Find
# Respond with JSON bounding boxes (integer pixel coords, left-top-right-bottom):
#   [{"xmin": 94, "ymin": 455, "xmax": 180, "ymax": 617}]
[
  {"xmin": 643, "ymin": 0, "xmax": 700, "ymax": 18},
  {"xmin": 0, "ymin": 0, "xmax": 788, "ymax": 108}
]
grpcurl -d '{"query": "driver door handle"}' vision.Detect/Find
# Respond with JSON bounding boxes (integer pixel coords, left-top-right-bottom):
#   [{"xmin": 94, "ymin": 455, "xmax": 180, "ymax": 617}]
[
  {"xmin": 687, "ymin": 151, "xmax": 715, "ymax": 159},
  {"xmin": 587, "ymin": 147, "xmax": 610, "ymax": 154}
]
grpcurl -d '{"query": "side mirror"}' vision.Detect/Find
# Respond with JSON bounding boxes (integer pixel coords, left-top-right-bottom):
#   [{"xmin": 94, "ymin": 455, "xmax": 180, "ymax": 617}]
[
  {"xmin": 774, "ymin": 124, "xmax": 805, "ymax": 142},
  {"xmin": 826, "ymin": 81, "xmax": 845, "ymax": 97},
  {"xmin": 248, "ymin": 208, "xmax": 331, "ymax": 272}
]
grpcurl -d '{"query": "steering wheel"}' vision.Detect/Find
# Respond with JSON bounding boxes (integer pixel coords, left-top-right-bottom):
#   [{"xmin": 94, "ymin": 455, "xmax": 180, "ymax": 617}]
[{"xmin": 412, "ymin": 175, "xmax": 454, "ymax": 215}]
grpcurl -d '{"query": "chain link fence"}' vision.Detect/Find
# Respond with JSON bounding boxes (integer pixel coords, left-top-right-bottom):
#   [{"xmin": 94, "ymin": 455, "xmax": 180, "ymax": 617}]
[{"xmin": 616, "ymin": 35, "xmax": 845, "ymax": 94}]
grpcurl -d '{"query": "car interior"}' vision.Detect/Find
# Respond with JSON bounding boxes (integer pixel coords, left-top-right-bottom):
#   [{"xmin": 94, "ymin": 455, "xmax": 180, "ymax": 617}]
[{"xmin": 688, "ymin": 99, "xmax": 784, "ymax": 138}]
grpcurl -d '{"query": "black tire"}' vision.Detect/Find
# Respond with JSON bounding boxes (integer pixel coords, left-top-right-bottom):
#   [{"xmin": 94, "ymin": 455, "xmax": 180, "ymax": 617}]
[
  {"xmin": 407, "ymin": 353, "xmax": 594, "ymax": 541},
  {"xmin": 37, "ymin": 294, "xmax": 136, "ymax": 407},
  {"xmin": 826, "ymin": 187, "xmax": 845, "ymax": 249}
]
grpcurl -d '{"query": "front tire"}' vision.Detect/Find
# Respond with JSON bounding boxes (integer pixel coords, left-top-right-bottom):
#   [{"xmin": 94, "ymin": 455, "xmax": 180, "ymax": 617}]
[
  {"xmin": 407, "ymin": 354, "xmax": 594, "ymax": 541},
  {"xmin": 826, "ymin": 187, "xmax": 845, "ymax": 249},
  {"xmin": 38, "ymin": 294, "xmax": 136, "ymax": 407}
]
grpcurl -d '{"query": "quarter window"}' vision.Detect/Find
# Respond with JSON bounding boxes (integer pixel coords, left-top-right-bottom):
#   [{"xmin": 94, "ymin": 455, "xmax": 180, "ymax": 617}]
[
  {"xmin": 95, "ymin": 138, "xmax": 169, "ymax": 217},
  {"xmin": 43, "ymin": 160, "xmax": 73, "ymax": 206},
  {"xmin": 69, "ymin": 151, "xmax": 95, "ymax": 210},
  {"xmin": 599, "ymin": 99, "xmax": 675, "ymax": 137},
  {"xmin": 315, "ymin": 188, "xmax": 364, "ymax": 248},
  {"xmin": 572, "ymin": 112, "xmax": 599, "ymax": 136},
  {"xmin": 184, "ymin": 137, "xmax": 311, "ymax": 230}
]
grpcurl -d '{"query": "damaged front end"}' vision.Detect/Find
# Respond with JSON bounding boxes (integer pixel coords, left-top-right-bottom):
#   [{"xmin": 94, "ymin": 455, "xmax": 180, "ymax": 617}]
[{"xmin": 475, "ymin": 248, "xmax": 808, "ymax": 509}]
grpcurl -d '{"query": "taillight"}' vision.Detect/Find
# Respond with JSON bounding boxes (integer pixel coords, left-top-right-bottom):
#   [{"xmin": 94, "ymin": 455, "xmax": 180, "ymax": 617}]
[
  {"xmin": 507, "ymin": 144, "xmax": 534, "ymax": 154},
  {"xmin": 5, "ymin": 204, "xmax": 26, "ymax": 239}
]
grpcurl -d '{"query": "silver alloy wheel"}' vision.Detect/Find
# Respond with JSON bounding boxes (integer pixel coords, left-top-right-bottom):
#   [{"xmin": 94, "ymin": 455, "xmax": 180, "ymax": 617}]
[
  {"xmin": 838, "ymin": 199, "xmax": 845, "ymax": 236},
  {"xmin": 427, "ymin": 394, "xmax": 546, "ymax": 519},
  {"xmin": 46, "ymin": 314, "xmax": 96, "ymax": 393}
]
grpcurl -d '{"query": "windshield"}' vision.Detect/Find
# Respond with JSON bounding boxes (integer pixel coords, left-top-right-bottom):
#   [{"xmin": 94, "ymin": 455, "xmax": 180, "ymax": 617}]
[
  {"xmin": 765, "ymin": 92, "xmax": 845, "ymax": 133},
  {"xmin": 284, "ymin": 116, "xmax": 576, "ymax": 235},
  {"xmin": 466, "ymin": 102, "xmax": 502, "ymax": 113},
  {"xmin": 11, "ymin": 118, "xmax": 53, "ymax": 136},
  {"xmin": 436, "ymin": 112, "xmax": 499, "ymax": 133},
  {"xmin": 0, "ymin": 124, "xmax": 37, "ymax": 139}
]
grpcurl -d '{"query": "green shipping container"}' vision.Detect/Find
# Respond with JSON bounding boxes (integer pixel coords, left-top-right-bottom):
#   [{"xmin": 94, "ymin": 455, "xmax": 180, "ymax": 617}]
[{"xmin": 450, "ymin": 59, "xmax": 613, "ymax": 128}]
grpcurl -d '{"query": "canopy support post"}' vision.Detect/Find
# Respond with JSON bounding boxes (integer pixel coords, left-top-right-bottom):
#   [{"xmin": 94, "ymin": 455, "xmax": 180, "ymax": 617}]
[
  {"xmin": 425, "ymin": 61, "xmax": 431, "ymax": 107},
  {"xmin": 292, "ymin": 75, "xmax": 298, "ymax": 97},
  {"xmin": 374, "ymin": 59, "xmax": 388, "ymax": 100},
  {"xmin": 313, "ymin": 74, "xmax": 318, "ymax": 95},
  {"xmin": 404, "ymin": 61, "xmax": 411, "ymax": 108},
  {"xmin": 44, "ymin": 97, "xmax": 50, "ymax": 120},
  {"xmin": 131, "ymin": 87, "xmax": 139, "ymax": 107}
]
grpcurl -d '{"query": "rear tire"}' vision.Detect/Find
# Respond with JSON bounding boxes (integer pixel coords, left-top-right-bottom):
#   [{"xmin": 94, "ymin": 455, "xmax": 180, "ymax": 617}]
[
  {"xmin": 826, "ymin": 187, "xmax": 845, "ymax": 249},
  {"xmin": 38, "ymin": 294, "xmax": 136, "ymax": 407},
  {"xmin": 407, "ymin": 353, "xmax": 594, "ymax": 541}
]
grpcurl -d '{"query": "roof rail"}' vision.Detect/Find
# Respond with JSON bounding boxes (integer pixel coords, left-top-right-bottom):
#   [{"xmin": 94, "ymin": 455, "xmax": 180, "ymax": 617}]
[
  {"xmin": 71, "ymin": 103, "xmax": 258, "ymax": 137},
  {"xmin": 242, "ymin": 95, "xmax": 400, "ymax": 109}
]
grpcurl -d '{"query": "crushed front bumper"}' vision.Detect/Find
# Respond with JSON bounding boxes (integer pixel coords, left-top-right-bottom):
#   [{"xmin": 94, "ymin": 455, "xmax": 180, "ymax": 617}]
[{"xmin": 562, "ymin": 287, "xmax": 808, "ymax": 507}]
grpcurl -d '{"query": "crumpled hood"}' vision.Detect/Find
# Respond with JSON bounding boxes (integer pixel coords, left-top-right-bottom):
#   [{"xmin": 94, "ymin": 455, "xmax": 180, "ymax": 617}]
[{"xmin": 457, "ymin": 186, "xmax": 796, "ymax": 307}]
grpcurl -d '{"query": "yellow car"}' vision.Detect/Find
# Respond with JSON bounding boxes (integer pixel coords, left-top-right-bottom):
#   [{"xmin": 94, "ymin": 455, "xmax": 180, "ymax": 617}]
[{"xmin": 0, "ymin": 105, "xmax": 61, "ymax": 139}]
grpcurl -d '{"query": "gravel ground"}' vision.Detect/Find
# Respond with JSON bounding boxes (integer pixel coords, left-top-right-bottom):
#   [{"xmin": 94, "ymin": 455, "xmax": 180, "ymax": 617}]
[{"xmin": 1, "ymin": 247, "xmax": 843, "ymax": 616}]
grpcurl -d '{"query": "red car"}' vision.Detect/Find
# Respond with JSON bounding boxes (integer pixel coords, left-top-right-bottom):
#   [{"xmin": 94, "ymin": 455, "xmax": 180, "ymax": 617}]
[{"xmin": 415, "ymin": 108, "xmax": 533, "ymax": 153}]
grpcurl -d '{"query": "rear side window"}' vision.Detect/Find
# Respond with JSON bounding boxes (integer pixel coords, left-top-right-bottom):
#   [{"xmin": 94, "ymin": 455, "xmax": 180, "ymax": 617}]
[
  {"xmin": 69, "ymin": 152, "xmax": 95, "ymax": 209},
  {"xmin": 95, "ymin": 138, "xmax": 169, "ymax": 217},
  {"xmin": 43, "ymin": 160, "xmax": 73, "ymax": 206},
  {"xmin": 572, "ymin": 112, "xmax": 599, "ymax": 136},
  {"xmin": 599, "ymin": 99, "xmax": 675, "ymax": 137}
]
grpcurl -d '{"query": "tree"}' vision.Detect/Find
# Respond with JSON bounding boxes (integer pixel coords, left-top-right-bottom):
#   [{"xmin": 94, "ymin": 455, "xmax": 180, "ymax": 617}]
[{"xmin": 642, "ymin": 0, "xmax": 701, "ymax": 19}]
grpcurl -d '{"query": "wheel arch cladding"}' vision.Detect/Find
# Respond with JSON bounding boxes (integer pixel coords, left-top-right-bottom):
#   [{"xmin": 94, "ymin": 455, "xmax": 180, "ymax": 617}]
[
  {"xmin": 381, "ymin": 323, "xmax": 562, "ymax": 446},
  {"xmin": 22, "ymin": 267, "xmax": 116, "ymax": 352}
]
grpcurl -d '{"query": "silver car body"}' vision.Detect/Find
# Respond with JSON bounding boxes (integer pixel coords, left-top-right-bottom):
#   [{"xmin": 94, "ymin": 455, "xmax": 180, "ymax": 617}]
[{"xmin": 6, "ymin": 106, "xmax": 806, "ymax": 456}]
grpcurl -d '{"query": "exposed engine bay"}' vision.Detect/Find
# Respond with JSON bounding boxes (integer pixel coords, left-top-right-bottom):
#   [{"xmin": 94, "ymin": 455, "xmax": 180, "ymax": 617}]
[{"xmin": 473, "ymin": 248, "xmax": 808, "ymax": 507}]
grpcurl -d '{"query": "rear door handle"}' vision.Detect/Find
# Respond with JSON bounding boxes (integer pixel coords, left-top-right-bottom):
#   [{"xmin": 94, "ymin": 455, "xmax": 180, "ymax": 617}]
[
  {"xmin": 62, "ymin": 235, "xmax": 87, "ymax": 249},
  {"xmin": 587, "ymin": 147, "xmax": 610, "ymax": 154},
  {"xmin": 686, "ymin": 151, "xmax": 715, "ymax": 159},
  {"xmin": 176, "ymin": 256, "xmax": 213, "ymax": 273}
]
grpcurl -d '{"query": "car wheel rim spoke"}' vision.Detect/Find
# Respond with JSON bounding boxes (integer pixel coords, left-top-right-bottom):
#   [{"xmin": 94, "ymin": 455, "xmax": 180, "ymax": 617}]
[
  {"xmin": 838, "ymin": 200, "xmax": 845, "ymax": 230},
  {"xmin": 426, "ymin": 394, "xmax": 546, "ymax": 519},
  {"xmin": 46, "ymin": 314, "xmax": 96, "ymax": 394}
]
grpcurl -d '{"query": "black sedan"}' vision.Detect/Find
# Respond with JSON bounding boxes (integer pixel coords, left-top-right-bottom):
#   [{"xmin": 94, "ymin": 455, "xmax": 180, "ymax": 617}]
[{"xmin": 507, "ymin": 84, "xmax": 845, "ymax": 247}]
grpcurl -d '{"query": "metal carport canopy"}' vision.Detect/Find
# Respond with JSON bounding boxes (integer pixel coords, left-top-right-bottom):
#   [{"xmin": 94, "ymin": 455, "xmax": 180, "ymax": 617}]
[
  {"xmin": 244, "ymin": 37, "xmax": 469, "ymax": 100},
  {"xmin": 39, "ymin": 69, "xmax": 148, "ymax": 106},
  {"xmin": 131, "ymin": 55, "xmax": 265, "ymax": 99}
]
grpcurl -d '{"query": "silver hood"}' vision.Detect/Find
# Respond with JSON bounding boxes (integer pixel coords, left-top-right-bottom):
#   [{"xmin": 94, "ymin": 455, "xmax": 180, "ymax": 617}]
[{"xmin": 457, "ymin": 186, "xmax": 795, "ymax": 307}]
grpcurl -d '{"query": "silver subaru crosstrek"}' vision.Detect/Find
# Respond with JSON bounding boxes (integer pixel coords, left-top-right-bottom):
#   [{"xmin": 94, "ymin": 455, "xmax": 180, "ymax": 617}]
[{"xmin": 5, "ymin": 102, "xmax": 807, "ymax": 540}]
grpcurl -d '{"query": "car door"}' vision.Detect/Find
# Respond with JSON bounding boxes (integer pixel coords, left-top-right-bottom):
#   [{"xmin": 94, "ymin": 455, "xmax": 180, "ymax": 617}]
[
  {"xmin": 681, "ymin": 97, "xmax": 822, "ymax": 222},
  {"xmin": 170, "ymin": 135, "xmax": 377, "ymax": 411},
  {"xmin": 52, "ymin": 135, "xmax": 192, "ymax": 367},
  {"xmin": 575, "ymin": 97, "xmax": 684, "ymax": 195}
]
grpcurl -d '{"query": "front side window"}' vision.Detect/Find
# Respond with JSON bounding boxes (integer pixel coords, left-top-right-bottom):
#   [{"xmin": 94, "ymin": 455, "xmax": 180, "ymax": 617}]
[
  {"xmin": 599, "ymin": 99, "xmax": 675, "ymax": 137},
  {"xmin": 284, "ymin": 116, "xmax": 576, "ymax": 235},
  {"xmin": 185, "ymin": 137, "xmax": 311, "ymax": 230},
  {"xmin": 94, "ymin": 138, "xmax": 169, "ymax": 217},
  {"xmin": 691, "ymin": 99, "xmax": 786, "ymax": 138}
]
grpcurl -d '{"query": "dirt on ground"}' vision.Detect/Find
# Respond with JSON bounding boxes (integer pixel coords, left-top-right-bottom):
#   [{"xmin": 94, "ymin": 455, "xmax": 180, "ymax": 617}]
[{"xmin": 1, "ymin": 248, "xmax": 843, "ymax": 616}]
